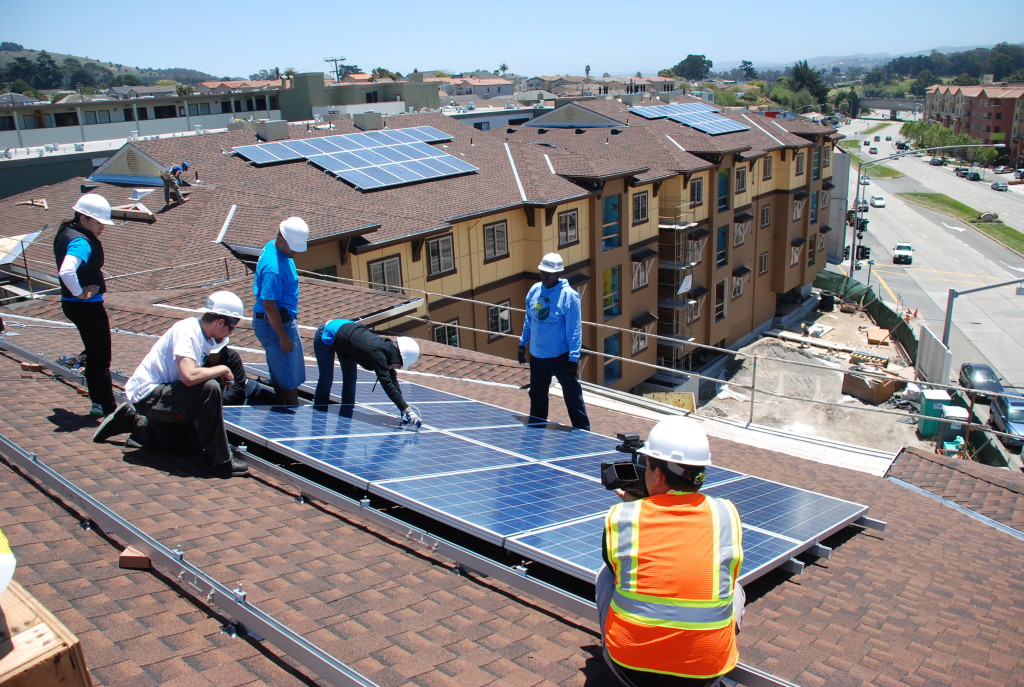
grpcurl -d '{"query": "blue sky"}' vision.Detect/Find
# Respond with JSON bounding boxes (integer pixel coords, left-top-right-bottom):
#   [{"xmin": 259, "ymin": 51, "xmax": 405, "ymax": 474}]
[{"xmin": 6, "ymin": 1, "xmax": 1022, "ymax": 79}]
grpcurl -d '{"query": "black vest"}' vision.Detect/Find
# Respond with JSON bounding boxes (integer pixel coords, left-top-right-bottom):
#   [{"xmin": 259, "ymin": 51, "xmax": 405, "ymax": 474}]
[{"xmin": 53, "ymin": 223, "xmax": 105, "ymax": 299}]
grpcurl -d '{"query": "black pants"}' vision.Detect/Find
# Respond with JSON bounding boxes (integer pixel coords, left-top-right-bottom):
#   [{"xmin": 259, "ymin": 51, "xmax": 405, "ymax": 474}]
[
  {"xmin": 62, "ymin": 299, "xmax": 116, "ymax": 414},
  {"xmin": 132, "ymin": 379, "xmax": 231, "ymax": 465}
]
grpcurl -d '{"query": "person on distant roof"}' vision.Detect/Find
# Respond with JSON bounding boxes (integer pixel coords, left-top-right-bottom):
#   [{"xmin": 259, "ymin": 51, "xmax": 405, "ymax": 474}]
[
  {"xmin": 160, "ymin": 161, "xmax": 192, "ymax": 206},
  {"xmin": 598, "ymin": 417, "xmax": 745, "ymax": 687},
  {"xmin": 312, "ymin": 319, "xmax": 421, "ymax": 426},
  {"xmin": 54, "ymin": 193, "xmax": 117, "ymax": 417},
  {"xmin": 92, "ymin": 291, "xmax": 249, "ymax": 477},
  {"xmin": 252, "ymin": 217, "xmax": 308, "ymax": 406},
  {"xmin": 518, "ymin": 252, "xmax": 590, "ymax": 430}
]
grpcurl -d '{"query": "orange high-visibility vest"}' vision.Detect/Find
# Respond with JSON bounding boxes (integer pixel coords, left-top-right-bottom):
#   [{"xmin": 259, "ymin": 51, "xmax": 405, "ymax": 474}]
[{"xmin": 604, "ymin": 491, "xmax": 743, "ymax": 680}]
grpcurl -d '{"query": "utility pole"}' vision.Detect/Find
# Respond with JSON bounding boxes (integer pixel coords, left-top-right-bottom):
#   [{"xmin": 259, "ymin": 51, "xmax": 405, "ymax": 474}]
[{"xmin": 324, "ymin": 57, "xmax": 346, "ymax": 83}]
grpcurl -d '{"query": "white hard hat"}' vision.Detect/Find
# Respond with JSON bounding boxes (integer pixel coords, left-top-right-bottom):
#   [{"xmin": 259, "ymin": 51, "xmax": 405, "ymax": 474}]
[
  {"xmin": 279, "ymin": 216, "xmax": 309, "ymax": 252},
  {"xmin": 202, "ymin": 291, "xmax": 244, "ymax": 319},
  {"xmin": 73, "ymin": 193, "xmax": 114, "ymax": 226},
  {"xmin": 637, "ymin": 416, "xmax": 711, "ymax": 467},
  {"xmin": 538, "ymin": 252, "xmax": 564, "ymax": 273},
  {"xmin": 209, "ymin": 337, "xmax": 230, "ymax": 354},
  {"xmin": 396, "ymin": 336, "xmax": 420, "ymax": 369}
]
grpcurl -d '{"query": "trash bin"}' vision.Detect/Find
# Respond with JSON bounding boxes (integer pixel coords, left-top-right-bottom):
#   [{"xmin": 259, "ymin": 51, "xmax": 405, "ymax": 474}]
[
  {"xmin": 937, "ymin": 405, "xmax": 969, "ymax": 446},
  {"xmin": 818, "ymin": 290, "xmax": 835, "ymax": 312},
  {"xmin": 918, "ymin": 389, "xmax": 951, "ymax": 438}
]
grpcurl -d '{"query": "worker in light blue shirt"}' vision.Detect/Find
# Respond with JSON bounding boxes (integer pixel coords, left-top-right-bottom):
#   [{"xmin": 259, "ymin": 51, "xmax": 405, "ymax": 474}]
[
  {"xmin": 518, "ymin": 253, "xmax": 589, "ymax": 430},
  {"xmin": 252, "ymin": 217, "xmax": 308, "ymax": 405}
]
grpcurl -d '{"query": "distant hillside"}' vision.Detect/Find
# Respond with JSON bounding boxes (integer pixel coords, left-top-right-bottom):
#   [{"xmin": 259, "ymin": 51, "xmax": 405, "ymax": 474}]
[{"xmin": 0, "ymin": 42, "xmax": 222, "ymax": 89}]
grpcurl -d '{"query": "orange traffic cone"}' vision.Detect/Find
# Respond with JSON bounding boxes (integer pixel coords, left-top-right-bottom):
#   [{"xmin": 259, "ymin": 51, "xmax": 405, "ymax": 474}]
[{"xmin": 913, "ymin": 309, "xmax": 919, "ymax": 318}]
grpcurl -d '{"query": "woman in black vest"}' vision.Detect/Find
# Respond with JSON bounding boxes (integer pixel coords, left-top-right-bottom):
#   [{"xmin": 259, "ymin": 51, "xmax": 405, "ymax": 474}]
[{"xmin": 54, "ymin": 194, "xmax": 116, "ymax": 417}]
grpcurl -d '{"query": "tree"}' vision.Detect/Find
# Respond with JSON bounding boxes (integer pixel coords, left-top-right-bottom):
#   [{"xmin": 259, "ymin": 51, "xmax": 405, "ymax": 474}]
[
  {"xmin": 177, "ymin": 84, "xmax": 194, "ymax": 96},
  {"xmin": 602, "ymin": 72, "xmax": 610, "ymax": 78},
  {"xmin": 249, "ymin": 68, "xmax": 279, "ymax": 80},
  {"xmin": 657, "ymin": 69, "xmax": 674, "ymax": 79},
  {"xmin": 585, "ymin": 65, "xmax": 591, "ymax": 78},
  {"xmin": 33, "ymin": 51, "xmax": 62, "ymax": 89},
  {"xmin": 155, "ymin": 79, "xmax": 177, "ymax": 86},
  {"xmin": 670, "ymin": 54, "xmax": 713, "ymax": 81},
  {"xmin": 111, "ymin": 74, "xmax": 142, "ymax": 86},
  {"xmin": 499, "ymin": 63, "xmax": 509, "ymax": 75},
  {"xmin": 739, "ymin": 60, "xmax": 757, "ymax": 80},
  {"xmin": 951, "ymin": 73, "xmax": 979, "ymax": 86},
  {"xmin": 4, "ymin": 57, "xmax": 36, "ymax": 83},
  {"xmin": 370, "ymin": 67, "xmax": 402, "ymax": 81},
  {"xmin": 10, "ymin": 79, "xmax": 33, "ymax": 96},
  {"xmin": 283, "ymin": 67, "xmax": 297, "ymax": 77},
  {"xmin": 635, "ymin": 71, "xmax": 642, "ymax": 78},
  {"xmin": 909, "ymin": 69, "xmax": 939, "ymax": 96},
  {"xmin": 788, "ymin": 60, "xmax": 828, "ymax": 102},
  {"xmin": 0, "ymin": 41, "xmax": 25, "ymax": 52}
]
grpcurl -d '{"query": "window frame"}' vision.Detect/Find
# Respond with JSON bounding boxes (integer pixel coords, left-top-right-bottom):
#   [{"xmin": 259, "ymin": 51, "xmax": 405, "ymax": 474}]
[
  {"xmin": 426, "ymin": 234, "xmax": 456, "ymax": 279},
  {"xmin": 758, "ymin": 251, "xmax": 769, "ymax": 275},
  {"xmin": 714, "ymin": 279, "xmax": 727, "ymax": 321},
  {"xmin": 632, "ymin": 191, "xmax": 649, "ymax": 225},
  {"xmin": 603, "ymin": 265, "xmax": 622, "ymax": 319},
  {"xmin": 487, "ymin": 300, "xmax": 512, "ymax": 340},
  {"xmin": 558, "ymin": 209, "xmax": 580, "ymax": 247},
  {"xmin": 602, "ymin": 194, "xmax": 622, "ymax": 251},
  {"xmin": 483, "ymin": 220, "xmax": 509, "ymax": 263},
  {"xmin": 632, "ymin": 256, "xmax": 654, "ymax": 291},
  {"xmin": 367, "ymin": 255, "xmax": 404, "ymax": 294},
  {"xmin": 716, "ymin": 225, "xmax": 728, "ymax": 267},
  {"xmin": 632, "ymin": 323, "xmax": 652, "ymax": 355},
  {"xmin": 690, "ymin": 178, "xmax": 704, "ymax": 207},
  {"xmin": 736, "ymin": 166, "xmax": 747, "ymax": 194},
  {"xmin": 760, "ymin": 204, "xmax": 771, "ymax": 227},
  {"xmin": 604, "ymin": 333, "xmax": 622, "ymax": 383},
  {"xmin": 433, "ymin": 319, "xmax": 460, "ymax": 348},
  {"xmin": 795, "ymin": 152, "xmax": 805, "ymax": 176},
  {"xmin": 762, "ymin": 155, "xmax": 773, "ymax": 180}
]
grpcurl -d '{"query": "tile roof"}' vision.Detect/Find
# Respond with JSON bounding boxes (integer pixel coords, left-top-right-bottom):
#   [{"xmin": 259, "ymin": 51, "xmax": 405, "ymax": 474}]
[{"xmin": 2, "ymin": 310, "xmax": 1024, "ymax": 685}]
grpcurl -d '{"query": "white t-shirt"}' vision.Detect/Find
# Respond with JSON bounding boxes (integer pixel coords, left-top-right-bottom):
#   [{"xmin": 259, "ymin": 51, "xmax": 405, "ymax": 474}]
[{"xmin": 125, "ymin": 317, "xmax": 216, "ymax": 403}]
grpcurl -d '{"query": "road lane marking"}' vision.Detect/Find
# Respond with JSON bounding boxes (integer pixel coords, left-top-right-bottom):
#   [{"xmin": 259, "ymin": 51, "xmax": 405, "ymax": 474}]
[{"xmin": 942, "ymin": 222, "xmax": 966, "ymax": 232}]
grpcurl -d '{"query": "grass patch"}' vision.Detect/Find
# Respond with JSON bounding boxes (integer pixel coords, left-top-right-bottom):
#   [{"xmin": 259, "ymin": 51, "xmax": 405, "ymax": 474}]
[
  {"xmin": 846, "ymin": 155, "xmax": 903, "ymax": 179},
  {"xmin": 838, "ymin": 140, "xmax": 860, "ymax": 150},
  {"xmin": 861, "ymin": 123, "xmax": 890, "ymax": 135},
  {"xmin": 896, "ymin": 192, "xmax": 1024, "ymax": 254}
]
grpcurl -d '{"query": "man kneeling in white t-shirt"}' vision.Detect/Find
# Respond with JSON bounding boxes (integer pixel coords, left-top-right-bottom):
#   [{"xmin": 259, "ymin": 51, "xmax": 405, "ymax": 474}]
[{"xmin": 93, "ymin": 291, "xmax": 249, "ymax": 477}]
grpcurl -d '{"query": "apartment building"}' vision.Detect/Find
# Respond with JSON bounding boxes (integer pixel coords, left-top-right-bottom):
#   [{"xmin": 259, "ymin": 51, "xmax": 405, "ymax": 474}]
[
  {"xmin": 0, "ymin": 95, "xmax": 837, "ymax": 394},
  {"xmin": 926, "ymin": 84, "xmax": 1024, "ymax": 163}
]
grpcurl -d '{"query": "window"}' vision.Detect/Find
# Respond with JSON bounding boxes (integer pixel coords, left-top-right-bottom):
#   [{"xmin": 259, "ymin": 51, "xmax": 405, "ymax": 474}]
[
  {"xmin": 632, "ymin": 325, "xmax": 651, "ymax": 355},
  {"xmin": 807, "ymin": 241, "xmax": 816, "ymax": 265},
  {"xmin": 483, "ymin": 221, "xmax": 508, "ymax": 261},
  {"xmin": 604, "ymin": 333, "xmax": 621, "ymax": 383},
  {"xmin": 427, "ymin": 235, "xmax": 455, "ymax": 277},
  {"xmin": 817, "ymin": 234, "xmax": 825, "ymax": 252},
  {"xmin": 717, "ymin": 170, "xmax": 730, "ymax": 211},
  {"xmin": 632, "ymin": 191, "xmax": 649, "ymax": 224},
  {"xmin": 152, "ymin": 105, "xmax": 176, "ymax": 119},
  {"xmin": 687, "ymin": 293, "xmax": 706, "ymax": 324},
  {"xmin": 810, "ymin": 191, "xmax": 818, "ymax": 224},
  {"xmin": 734, "ymin": 220, "xmax": 750, "ymax": 247},
  {"xmin": 736, "ymin": 167, "xmax": 747, "ymax": 193},
  {"xmin": 433, "ymin": 320, "xmax": 459, "ymax": 348},
  {"xmin": 762, "ymin": 156, "xmax": 773, "ymax": 180},
  {"xmin": 793, "ymin": 199, "xmax": 805, "ymax": 221},
  {"xmin": 687, "ymin": 233, "xmax": 706, "ymax": 265},
  {"xmin": 690, "ymin": 178, "xmax": 704, "ymax": 207},
  {"xmin": 602, "ymin": 195, "xmax": 621, "ymax": 250},
  {"xmin": 790, "ymin": 244, "xmax": 802, "ymax": 267},
  {"xmin": 758, "ymin": 251, "xmax": 769, "ymax": 275},
  {"xmin": 821, "ymin": 190, "xmax": 829, "ymax": 208},
  {"xmin": 716, "ymin": 225, "xmax": 728, "ymax": 267},
  {"xmin": 368, "ymin": 256, "xmax": 403, "ymax": 293},
  {"xmin": 760, "ymin": 205, "xmax": 771, "ymax": 227},
  {"xmin": 187, "ymin": 102, "xmax": 211, "ymax": 116},
  {"xmin": 812, "ymin": 148, "xmax": 821, "ymax": 181},
  {"xmin": 488, "ymin": 300, "xmax": 512, "ymax": 338},
  {"xmin": 732, "ymin": 275, "xmax": 745, "ymax": 299},
  {"xmin": 714, "ymin": 280, "xmax": 727, "ymax": 321},
  {"xmin": 473, "ymin": 121, "xmax": 490, "ymax": 131},
  {"xmin": 632, "ymin": 255, "xmax": 653, "ymax": 290},
  {"xmin": 311, "ymin": 264, "xmax": 337, "ymax": 279},
  {"xmin": 83, "ymin": 110, "xmax": 97, "ymax": 125},
  {"xmin": 823, "ymin": 147, "xmax": 831, "ymax": 168},
  {"xmin": 603, "ymin": 266, "xmax": 621, "ymax": 318},
  {"xmin": 53, "ymin": 112, "xmax": 77, "ymax": 127},
  {"xmin": 122, "ymin": 108, "xmax": 135, "ymax": 122},
  {"xmin": 795, "ymin": 152, "xmax": 805, "ymax": 176},
  {"xmin": 558, "ymin": 210, "xmax": 579, "ymax": 246}
]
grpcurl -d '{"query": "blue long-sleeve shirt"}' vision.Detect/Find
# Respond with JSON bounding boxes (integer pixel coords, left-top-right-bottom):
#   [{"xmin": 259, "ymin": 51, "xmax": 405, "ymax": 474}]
[{"xmin": 519, "ymin": 278, "xmax": 582, "ymax": 361}]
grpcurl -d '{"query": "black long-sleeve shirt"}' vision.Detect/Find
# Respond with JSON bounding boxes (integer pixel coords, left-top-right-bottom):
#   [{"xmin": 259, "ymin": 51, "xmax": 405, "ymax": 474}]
[{"xmin": 331, "ymin": 322, "xmax": 407, "ymax": 410}]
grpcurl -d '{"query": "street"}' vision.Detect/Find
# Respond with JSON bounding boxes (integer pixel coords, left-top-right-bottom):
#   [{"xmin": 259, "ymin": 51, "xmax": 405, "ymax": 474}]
[{"xmin": 838, "ymin": 119, "xmax": 1024, "ymax": 395}]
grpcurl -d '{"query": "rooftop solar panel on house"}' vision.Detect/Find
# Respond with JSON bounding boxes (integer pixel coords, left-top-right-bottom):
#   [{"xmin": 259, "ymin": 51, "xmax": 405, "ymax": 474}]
[{"xmin": 668, "ymin": 111, "xmax": 750, "ymax": 135}]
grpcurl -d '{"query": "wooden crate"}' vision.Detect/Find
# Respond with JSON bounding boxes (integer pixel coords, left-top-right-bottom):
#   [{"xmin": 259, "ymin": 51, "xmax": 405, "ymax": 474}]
[{"xmin": 0, "ymin": 580, "xmax": 93, "ymax": 687}]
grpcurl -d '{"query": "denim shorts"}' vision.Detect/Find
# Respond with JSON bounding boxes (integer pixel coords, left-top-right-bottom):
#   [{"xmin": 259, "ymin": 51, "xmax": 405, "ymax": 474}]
[{"xmin": 252, "ymin": 315, "xmax": 305, "ymax": 390}]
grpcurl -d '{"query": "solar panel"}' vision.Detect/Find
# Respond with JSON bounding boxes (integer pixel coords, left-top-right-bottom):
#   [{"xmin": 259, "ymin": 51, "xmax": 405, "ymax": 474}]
[
  {"xmin": 229, "ymin": 363, "xmax": 872, "ymax": 587},
  {"xmin": 668, "ymin": 111, "xmax": 750, "ymax": 135},
  {"xmin": 371, "ymin": 462, "xmax": 620, "ymax": 545},
  {"xmin": 631, "ymin": 102, "xmax": 718, "ymax": 120},
  {"xmin": 232, "ymin": 126, "xmax": 475, "ymax": 190}
]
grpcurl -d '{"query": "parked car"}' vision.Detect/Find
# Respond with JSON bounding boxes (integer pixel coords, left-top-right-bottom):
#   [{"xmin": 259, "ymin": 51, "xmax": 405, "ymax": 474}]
[
  {"xmin": 869, "ymin": 147, "xmax": 878, "ymax": 154},
  {"xmin": 958, "ymin": 363, "xmax": 1004, "ymax": 403},
  {"xmin": 993, "ymin": 165, "xmax": 1011, "ymax": 174},
  {"xmin": 892, "ymin": 242, "xmax": 913, "ymax": 265},
  {"xmin": 966, "ymin": 171, "xmax": 982, "ymax": 181},
  {"xmin": 992, "ymin": 181, "xmax": 1009, "ymax": 191},
  {"xmin": 1015, "ymin": 169, "xmax": 1024, "ymax": 180},
  {"xmin": 870, "ymin": 195, "xmax": 886, "ymax": 207},
  {"xmin": 929, "ymin": 158, "xmax": 944, "ymax": 166},
  {"xmin": 989, "ymin": 395, "xmax": 1024, "ymax": 449}
]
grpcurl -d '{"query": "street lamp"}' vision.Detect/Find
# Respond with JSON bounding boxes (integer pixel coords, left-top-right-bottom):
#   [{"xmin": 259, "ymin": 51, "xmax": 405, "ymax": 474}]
[
  {"xmin": 848, "ymin": 143, "xmax": 1005, "ymax": 279},
  {"xmin": 941, "ymin": 277, "xmax": 1024, "ymax": 348}
]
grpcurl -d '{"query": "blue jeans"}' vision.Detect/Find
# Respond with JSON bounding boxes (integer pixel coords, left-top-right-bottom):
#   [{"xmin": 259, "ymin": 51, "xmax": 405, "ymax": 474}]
[
  {"xmin": 252, "ymin": 315, "xmax": 305, "ymax": 390},
  {"xmin": 528, "ymin": 353, "xmax": 589, "ymax": 430},
  {"xmin": 313, "ymin": 324, "xmax": 358, "ymax": 407}
]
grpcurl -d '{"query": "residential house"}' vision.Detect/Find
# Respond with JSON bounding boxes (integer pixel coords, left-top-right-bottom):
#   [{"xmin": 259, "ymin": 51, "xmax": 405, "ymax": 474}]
[{"xmin": 925, "ymin": 84, "xmax": 1024, "ymax": 163}]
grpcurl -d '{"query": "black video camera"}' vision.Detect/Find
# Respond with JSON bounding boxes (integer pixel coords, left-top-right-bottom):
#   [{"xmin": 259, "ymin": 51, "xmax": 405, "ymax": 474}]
[{"xmin": 600, "ymin": 432, "xmax": 648, "ymax": 498}]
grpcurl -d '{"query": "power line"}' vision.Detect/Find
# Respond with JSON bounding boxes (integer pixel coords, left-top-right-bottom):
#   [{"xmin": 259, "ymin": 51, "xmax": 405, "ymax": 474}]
[{"xmin": 323, "ymin": 57, "xmax": 346, "ymax": 83}]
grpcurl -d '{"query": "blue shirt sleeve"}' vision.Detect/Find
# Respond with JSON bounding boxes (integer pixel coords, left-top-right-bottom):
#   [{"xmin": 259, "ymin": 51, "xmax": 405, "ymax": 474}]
[
  {"xmin": 565, "ymin": 289, "xmax": 582, "ymax": 362},
  {"xmin": 66, "ymin": 237, "xmax": 92, "ymax": 262}
]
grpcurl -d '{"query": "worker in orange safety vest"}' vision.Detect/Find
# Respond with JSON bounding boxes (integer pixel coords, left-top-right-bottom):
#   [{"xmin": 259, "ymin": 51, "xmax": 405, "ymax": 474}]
[{"xmin": 597, "ymin": 416, "xmax": 745, "ymax": 687}]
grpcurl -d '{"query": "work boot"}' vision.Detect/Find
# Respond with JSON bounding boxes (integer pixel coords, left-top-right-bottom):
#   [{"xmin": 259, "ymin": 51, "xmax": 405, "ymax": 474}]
[
  {"xmin": 207, "ymin": 447, "xmax": 249, "ymax": 477},
  {"xmin": 93, "ymin": 403, "xmax": 137, "ymax": 443}
]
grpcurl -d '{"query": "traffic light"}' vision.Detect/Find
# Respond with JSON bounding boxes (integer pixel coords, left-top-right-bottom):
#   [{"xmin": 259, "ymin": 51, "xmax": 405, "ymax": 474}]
[
  {"xmin": 843, "ymin": 246, "xmax": 851, "ymax": 260},
  {"xmin": 862, "ymin": 246, "xmax": 871, "ymax": 259},
  {"xmin": 856, "ymin": 218, "xmax": 869, "ymax": 232},
  {"xmin": 847, "ymin": 209, "xmax": 856, "ymax": 225},
  {"xmin": 855, "ymin": 246, "xmax": 872, "ymax": 260}
]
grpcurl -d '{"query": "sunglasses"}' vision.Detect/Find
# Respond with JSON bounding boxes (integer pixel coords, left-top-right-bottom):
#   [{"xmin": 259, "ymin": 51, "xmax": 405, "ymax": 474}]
[{"xmin": 224, "ymin": 317, "xmax": 239, "ymax": 332}]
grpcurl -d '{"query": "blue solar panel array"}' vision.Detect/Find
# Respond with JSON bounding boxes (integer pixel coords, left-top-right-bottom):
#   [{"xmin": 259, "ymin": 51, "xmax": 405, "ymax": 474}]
[
  {"xmin": 232, "ymin": 363, "xmax": 868, "ymax": 584},
  {"xmin": 630, "ymin": 102, "xmax": 750, "ymax": 135},
  {"xmin": 233, "ymin": 125, "xmax": 478, "ymax": 190}
]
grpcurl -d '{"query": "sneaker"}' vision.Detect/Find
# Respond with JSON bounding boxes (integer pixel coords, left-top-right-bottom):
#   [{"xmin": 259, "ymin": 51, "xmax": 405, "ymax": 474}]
[
  {"xmin": 89, "ymin": 403, "xmax": 104, "ymax": 417},
  {"xmin": 93, "ymin": 403, "xmax": 136, "ymax": 443}
]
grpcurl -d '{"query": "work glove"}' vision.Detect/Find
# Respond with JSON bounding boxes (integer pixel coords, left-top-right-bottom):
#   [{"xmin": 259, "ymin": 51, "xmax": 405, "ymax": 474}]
[
  {"xmin": 565, "ymin": 359, "xmax": 579, "ymax": 379},
  {"xmin": 401, "ymin": 409, "xmax": 422, "ymax": 429},
  {"xmin": 517, "ymin": 346, "xmax": 527, "ymax": 365}
]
